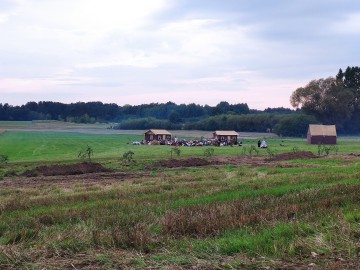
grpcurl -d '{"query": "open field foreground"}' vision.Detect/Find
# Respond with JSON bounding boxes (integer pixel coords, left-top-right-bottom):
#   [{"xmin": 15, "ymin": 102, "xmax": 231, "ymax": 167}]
[{"xmin": 0, "ymin": 128, "xmax": 359, "ymax": 269}]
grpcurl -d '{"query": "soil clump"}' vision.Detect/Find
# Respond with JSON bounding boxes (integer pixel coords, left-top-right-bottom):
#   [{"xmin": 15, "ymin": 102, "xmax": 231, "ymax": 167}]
[{"xmin": 21, "ymin": 162, "xmax": 112, "ymax": 177}]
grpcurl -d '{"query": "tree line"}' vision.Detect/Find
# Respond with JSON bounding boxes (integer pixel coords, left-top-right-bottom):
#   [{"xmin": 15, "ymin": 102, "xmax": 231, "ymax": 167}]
[
  {"xmin": 115, "ymin": 113, "xmax": 317, "ymax": 137},
  {"xmin": 0, "ymin": 101, "xmax": 251, "ymax": 123},
  {"xmin": 1, "ymin": 100, "xmax": 311, "ymax": 136}
]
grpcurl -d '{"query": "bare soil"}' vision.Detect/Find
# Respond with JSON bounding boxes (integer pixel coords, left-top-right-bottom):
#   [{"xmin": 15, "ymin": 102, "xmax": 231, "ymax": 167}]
[
  {"xmin": 21, "ymin": 162, "xmax": 112, "ymax": 177},
  {"xmin": 0, "ymin": 171, "xmax": 148, "ymax": 189},
  {"xmin": 0, "ymin": 162, "xmax": 148, "ymax": 189},
  {"xmin": 152, "ymin": 151, "xmax": 319, "ymax": 169}
]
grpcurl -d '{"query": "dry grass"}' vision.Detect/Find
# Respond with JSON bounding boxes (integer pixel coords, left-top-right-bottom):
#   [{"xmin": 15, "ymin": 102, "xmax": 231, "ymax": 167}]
[{"xmin": 161, "ymin": 184, "xmax": 360, "ymax": 238}]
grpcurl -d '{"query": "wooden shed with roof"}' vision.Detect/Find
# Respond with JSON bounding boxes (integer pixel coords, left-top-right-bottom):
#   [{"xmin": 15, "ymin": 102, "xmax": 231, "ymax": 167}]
[
  {"xmin": 307, "ymin": 124, "xmax": 337, "ymax": 144},
  {"xmin": 213, "ymin": 130, "xmax": 239, "ymax": 143},
  {"xmin": 144, "ymin": 129, "xmax": 172, "ymax": 142}
]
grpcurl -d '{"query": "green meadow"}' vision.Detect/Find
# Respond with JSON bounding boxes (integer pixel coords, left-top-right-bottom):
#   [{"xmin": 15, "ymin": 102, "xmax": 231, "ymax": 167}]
[
  {"xmin": 0, "ymin": 125, "xmax": 359, "ymax": 269},
  {"xmin": 0, "ymin": 130, "xmax": 359, "ymax": 163}
]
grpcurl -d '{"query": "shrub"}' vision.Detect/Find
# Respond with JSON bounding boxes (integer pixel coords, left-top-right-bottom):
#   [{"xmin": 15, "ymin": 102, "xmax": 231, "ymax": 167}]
[
  {"xmin": 122, "ymin": 151, "xmax": 135, "ymax": 163},
  {"xmin": 170, "ymin": 147, "xmax": 181, "ymax": 159},
  {"xmin": 0, "ymin": 154, "xmax": 8, "ymax": 164},
  {"xmin": 78, "ymin": 145, "xmax": 94, "ymax": 161},
  {"xmin": 204, "ymin": 148, "xmax": 215, "ymax": 157},
  {"xmin": 317, "ymin": 144, "xmax": 339, "ymax": 156}
]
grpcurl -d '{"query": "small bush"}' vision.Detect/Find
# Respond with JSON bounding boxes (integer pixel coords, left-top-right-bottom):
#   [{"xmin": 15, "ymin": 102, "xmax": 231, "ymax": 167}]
[
  {"xmin": 0, "ymin": 154, "xmax": 8, "ymax": 164},
  {"xmin": 78, "ymin": 145, "xmax": 94, "ymax": 161},
  {"xmin": 204, "ymin": 148, "xmax": 215, "ymax": 157},
  {"xmin": 122, "ymin": 150, "xmax": 135, "ymax": 164},
  {"xmin": 317, "ymin": 144, "xmax": 339, "ymax": 156},
  {"xmin": 170, "ymin": 147, "xmax": 181, "ymax": 159}
]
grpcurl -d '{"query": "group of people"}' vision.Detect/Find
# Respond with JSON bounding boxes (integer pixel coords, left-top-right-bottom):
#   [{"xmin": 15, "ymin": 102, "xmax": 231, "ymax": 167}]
[
  {"xmin": 133, "ymin": 138, "xmax": 268, "ymax": 148},
  {"xmin": 134, "ymin": 138, "xmax": 241, "ymax": 147}
]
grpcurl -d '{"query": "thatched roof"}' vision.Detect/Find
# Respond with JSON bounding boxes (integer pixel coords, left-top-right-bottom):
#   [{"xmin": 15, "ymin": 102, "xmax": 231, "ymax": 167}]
[
  {"xmin": 308, "ymin": 125, "xmax": 337, "ymax": 136},
  {"xmin": 213, "ymin": 130, "xmax": 239, "ymax": 136},
  {"xmin": 144, "ymin": 129, "xmax": 172, "ymax": 135}
]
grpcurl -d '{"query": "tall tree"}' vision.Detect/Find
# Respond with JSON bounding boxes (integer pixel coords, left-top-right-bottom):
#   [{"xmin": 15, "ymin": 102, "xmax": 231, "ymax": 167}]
[{"xmin": 290, "ymin": 77, "xmax": 354, "ymax": 130}]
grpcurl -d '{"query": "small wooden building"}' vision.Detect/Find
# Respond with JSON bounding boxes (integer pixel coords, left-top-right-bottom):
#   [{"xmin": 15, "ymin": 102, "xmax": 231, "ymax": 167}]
[
  {"xmin": 307, "ymin": 124, "xmax": 337, "ymax": 144},
  {"xmin": 144, "ymin": 129, "xmax": 172, "ymax": 142},
  {"xmin": 213, "ymin": 130, "xmax": 239, "ymax": 143}
]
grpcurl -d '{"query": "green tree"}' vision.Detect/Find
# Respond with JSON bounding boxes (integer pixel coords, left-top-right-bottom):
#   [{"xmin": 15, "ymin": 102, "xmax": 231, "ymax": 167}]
[
  {"xmin": 290, "ymin": 77, "xmax": 354, "ymax": 130},
  {"xmin": 169, "ymin": 111, "xmax": 181, "ymax": 123}
]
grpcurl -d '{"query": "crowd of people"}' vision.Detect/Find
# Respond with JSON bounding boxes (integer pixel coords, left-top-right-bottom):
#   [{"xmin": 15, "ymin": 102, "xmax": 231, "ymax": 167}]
[
  {"xmin": 133, "ymin": 138, "xmax": 233, "ymax": 146},
  {"xmin": 133, "ymin": 137, "xmax": 268, "ymax": 147}
]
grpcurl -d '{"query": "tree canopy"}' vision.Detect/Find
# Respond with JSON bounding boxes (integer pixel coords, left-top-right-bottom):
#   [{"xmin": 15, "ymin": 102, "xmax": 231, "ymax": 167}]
[{"xmin": 290, "ymin": 66, "xmax": 360, "ymax": 133}]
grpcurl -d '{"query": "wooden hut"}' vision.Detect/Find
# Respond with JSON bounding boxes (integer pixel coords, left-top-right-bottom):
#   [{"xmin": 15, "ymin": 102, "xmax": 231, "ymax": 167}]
[
  {"xmin": 307, "ymin": 125, "xmax": 337, "ymax": 144},
  {"xmin": 144, "ymin": 129, "xmax": 172, "ymax": 142},
  {"xmin": 213, "ymin": 130, "xmax": 239, "ymax": 143}
]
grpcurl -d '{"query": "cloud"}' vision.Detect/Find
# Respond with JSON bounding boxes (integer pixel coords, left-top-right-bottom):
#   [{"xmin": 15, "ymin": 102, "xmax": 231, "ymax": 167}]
[
  {"xmin": 1, "ymin": 0, "xmax": 360, "ymax": 109},
  {"xmin": 331, "ymin": 12, "xmax": 360, "ymax": 34}
]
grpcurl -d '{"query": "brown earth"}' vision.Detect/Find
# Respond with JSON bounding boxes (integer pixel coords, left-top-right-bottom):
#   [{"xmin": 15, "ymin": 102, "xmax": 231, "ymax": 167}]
[
  {"xmin": 0, "ymin": 162, "xmax": 148, "ymax": 190},
  {"xmin": 21, "ymin": 162, "xmax": 112, "ymax": 177},
  {"xmin": 152, "ymin": 151, "xmax": 319, "ymax": 169},
  {"xmin": 0, "ymin": 171, "xmax": 148, "ymax": 189}
]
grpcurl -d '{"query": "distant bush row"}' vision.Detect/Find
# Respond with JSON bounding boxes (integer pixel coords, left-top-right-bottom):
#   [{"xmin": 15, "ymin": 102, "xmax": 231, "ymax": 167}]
[{"xmin": 114, "ymin": 114, "xmax": 318, "ymax": 137}]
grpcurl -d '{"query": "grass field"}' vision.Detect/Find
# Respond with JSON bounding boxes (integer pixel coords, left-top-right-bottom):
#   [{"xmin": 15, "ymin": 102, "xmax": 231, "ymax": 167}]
[
  {"xmin": 0, "ymin": 123, "xmax": 359, "ymax": 269},
  {"xmin": 0, "ymin": 129, "xmax": 358, "ymax": 163}
]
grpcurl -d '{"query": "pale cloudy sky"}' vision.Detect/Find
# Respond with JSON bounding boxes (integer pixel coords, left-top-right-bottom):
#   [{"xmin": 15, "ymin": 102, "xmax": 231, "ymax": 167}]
[{"xmin": 0, "ymin": 0, "xmax": 359, "ymax": 109}]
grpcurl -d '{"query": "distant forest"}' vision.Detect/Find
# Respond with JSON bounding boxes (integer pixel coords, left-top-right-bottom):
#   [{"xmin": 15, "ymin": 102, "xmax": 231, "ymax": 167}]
[
  {"xmin": 0, "ymin": 101, "xmax": 294, "ymax": 123},
  {"xmin": 0, "ymin": 101, "xmax": 307, "ymax": 136},
  {"xmin": 1, "ymin": 66, "xmax": 359, "ymax": 136}
]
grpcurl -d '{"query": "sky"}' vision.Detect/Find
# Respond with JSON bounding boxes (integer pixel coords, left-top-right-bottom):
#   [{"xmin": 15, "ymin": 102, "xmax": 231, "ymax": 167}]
[{"xmin": 0, "ymin": 0, "xmax": 359, "ymax": 110}]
